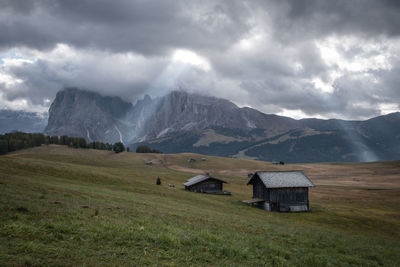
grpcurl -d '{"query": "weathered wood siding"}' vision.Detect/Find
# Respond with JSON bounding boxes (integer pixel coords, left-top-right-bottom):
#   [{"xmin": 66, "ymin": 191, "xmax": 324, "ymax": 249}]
[
  {"xmin": 188, "ymin": 179, "xmax": 223, "ymax": 192},
  {"xmin": 267, "ymin": 187, "xmax": 309, "ymax": 211},
  {"xmin": 268, "ymin": 187, "xmax": 308, "ymax": 204},
  {"xmin": 252, "ymin": 176, "xmax": 265, "ymax": 199}
]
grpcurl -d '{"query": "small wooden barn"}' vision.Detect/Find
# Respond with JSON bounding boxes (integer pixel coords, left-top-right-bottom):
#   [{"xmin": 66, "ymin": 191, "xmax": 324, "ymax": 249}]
[
  {"xmin": 246, "ymin": 171, "xmax": 314, "ymax": 212},
  {"xmin": 184, "ymin": 174, "xmax": 228, "ymax": 194}
]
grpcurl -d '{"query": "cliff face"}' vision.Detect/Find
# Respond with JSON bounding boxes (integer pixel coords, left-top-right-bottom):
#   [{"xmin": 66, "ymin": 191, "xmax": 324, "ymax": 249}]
[
  {"xmin": 44, "ymin": 89, "xmax": 299, "ymax": 143},
  {"xmin": 141, "ymin": 91, "xmax": 299, "ymax": 140},
  {"xmin": 45, "ymin": 88, "xmax": 133, "ymax": 143}
]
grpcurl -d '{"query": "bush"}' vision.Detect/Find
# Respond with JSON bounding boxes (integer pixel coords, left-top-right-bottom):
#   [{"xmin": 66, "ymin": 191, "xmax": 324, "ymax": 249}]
[{"xmin": 113, "ymin": 142, "xmax": 125, "ymax": 153}]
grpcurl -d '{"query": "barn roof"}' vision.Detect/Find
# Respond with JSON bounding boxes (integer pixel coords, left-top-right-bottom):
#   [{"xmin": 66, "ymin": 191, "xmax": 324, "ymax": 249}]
[
  {"xmin": 247, "ymin": 171, "xmax": 314, "ymax": 188},
  {"xmin": 183, "ymin": 175, "xmax": 227, "ymax": 187}
]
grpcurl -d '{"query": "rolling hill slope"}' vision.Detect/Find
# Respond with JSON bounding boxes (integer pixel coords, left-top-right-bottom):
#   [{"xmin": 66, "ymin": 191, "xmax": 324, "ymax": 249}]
[{"xmin": 0, "ymin": 145, "xmax": 399, "ymax": 266}]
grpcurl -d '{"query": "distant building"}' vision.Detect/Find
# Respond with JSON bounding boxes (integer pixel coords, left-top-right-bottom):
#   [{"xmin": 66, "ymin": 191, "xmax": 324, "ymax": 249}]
[
  {"xmin": 184, "ymin": 174, "xmax": 230, "ymax": 195},
  {"xmin": 245, "ymin": 171, "xmax": 314, "ymax": 212}
]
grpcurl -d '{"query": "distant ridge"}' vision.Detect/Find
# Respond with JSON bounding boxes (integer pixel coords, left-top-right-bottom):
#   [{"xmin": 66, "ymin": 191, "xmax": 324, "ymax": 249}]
[{"xmin": 0, "ymin": 109, "xmax": 47, "ymax": 134}]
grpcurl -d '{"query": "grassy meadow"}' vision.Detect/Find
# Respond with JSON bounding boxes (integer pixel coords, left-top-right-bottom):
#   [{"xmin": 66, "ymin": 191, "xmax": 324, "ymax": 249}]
[{"xmin": 0, "ymin": 145, "xmax": 399, "ymax": 266}]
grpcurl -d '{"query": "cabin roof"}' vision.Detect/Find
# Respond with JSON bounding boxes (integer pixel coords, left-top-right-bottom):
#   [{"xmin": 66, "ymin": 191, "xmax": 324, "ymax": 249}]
[
  {"xmin": 183, "ymin": 175, "xmax": 227, "ymax": 187},
  {"xmin": 248, "ymin": 171, "xmax": 314, "ymax": 188}
]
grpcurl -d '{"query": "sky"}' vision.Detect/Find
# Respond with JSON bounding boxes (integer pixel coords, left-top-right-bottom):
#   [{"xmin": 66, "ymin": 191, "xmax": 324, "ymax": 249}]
[{"xmin": 0, "ymin": 0, "xmax": 399, "ymax": 120}]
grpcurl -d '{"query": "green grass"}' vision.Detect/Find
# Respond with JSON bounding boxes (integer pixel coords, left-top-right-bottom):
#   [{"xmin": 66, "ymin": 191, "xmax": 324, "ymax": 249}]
[{"xmin": 0, "ymin": 145, "xmax": 399, "ymax": 266}]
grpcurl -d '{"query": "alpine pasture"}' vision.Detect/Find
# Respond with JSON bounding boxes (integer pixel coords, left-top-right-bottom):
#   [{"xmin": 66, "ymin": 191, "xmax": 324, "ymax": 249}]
[{"xmin": 1, "ymin": 145, "xmax": 399, "ymax": 266}]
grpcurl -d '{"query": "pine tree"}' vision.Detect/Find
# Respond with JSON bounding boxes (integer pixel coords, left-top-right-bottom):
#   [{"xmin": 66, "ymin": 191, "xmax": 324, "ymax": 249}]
[
  {"xmin": 0, "ymin": 139, "xmax": 8, "ymax": 155},
  {"xmin": 113, "ymin": 142, "xmax": 125, "ymax": 153}
]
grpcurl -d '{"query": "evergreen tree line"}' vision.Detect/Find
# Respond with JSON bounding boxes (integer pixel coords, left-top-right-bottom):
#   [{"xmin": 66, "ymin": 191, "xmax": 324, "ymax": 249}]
[
  {"xmin": 135, "ymin": 145, "xmax": 162, "ymax": 154},
  {"xmin": 0, "ymin": 132, "xmax": 127, "ymax": 155}
]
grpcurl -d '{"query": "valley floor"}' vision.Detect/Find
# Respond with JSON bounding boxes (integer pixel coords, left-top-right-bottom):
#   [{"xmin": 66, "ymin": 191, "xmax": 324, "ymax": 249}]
[{"xmin": 1, "ymin": 145, "xmax": 399, "ymax": 266}]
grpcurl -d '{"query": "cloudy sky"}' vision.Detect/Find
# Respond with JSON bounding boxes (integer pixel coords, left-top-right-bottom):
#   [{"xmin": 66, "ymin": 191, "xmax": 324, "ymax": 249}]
[{"xmin": 0, "ymin": 0, "xmax": 399, "ymax": 120}]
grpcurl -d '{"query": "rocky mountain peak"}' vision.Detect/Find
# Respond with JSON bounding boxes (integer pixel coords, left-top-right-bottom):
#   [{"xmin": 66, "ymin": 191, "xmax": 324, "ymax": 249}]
[
  {"xmin": 44, "ymin": 88, "xmax": 301, "ymax": 143},
  {"xmin": 45, "ymin": 88, "xmax": 133, "ymax": 143}
]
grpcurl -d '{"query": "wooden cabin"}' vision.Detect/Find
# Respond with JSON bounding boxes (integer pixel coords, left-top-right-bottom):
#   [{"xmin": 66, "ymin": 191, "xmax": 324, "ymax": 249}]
[
  {"xmin": 184, "ymin": 174, "xmax": 228, "ymax": 194},
  {"xmin": 246, "ymin": 171, "xmax": 314, "ymax": 212}
]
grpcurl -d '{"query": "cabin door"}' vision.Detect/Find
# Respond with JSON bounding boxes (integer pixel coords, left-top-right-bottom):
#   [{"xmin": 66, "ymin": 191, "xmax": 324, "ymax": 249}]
[{"xmin": 270, "ymin": 202, "xmax": 279, "ymax": 212}]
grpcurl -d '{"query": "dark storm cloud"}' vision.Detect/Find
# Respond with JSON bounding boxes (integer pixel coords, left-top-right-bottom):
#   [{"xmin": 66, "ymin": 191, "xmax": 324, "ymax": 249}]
[
  {"xmin": 270, "ymin": 0, "xmax": 400, "ymax": 41},
  {"xmin": 0, "ymin": 0, "xmax": 252, "ymax": 55},
  {"xmin": 1, "ymin": 1, "xmax": 399, "ymax": 48},
  {"xmin": 0, "ymin": 0, "xmax": 36, "ymax": 15},
  {"xmin": 1, "ymin": 0, "xmax": 399, "ymax": 54},
  {"xmin": 0, "ymin": 0, "xmax": 399, "ymax": 119}
]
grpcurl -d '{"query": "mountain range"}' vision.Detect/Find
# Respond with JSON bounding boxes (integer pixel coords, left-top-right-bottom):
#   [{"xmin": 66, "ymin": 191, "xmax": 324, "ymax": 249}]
[
  {"xmin": 40, "ymin": 88, "xmax": 400, "ymax": 163},
  {"xmin": 0, "ymin": 109, "xmax": 47, "ymax": 134}
]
